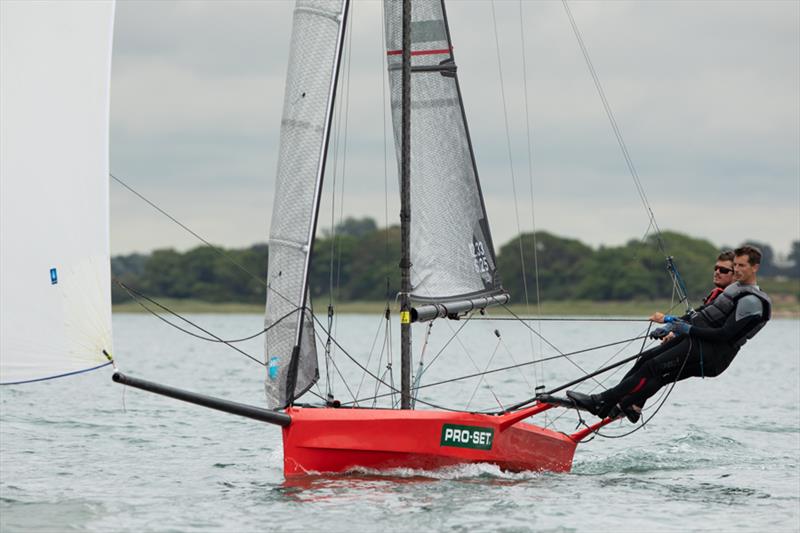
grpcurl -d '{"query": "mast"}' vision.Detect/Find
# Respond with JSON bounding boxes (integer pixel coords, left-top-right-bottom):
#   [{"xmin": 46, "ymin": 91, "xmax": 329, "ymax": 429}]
[{"xmin": 400, "ymin": 0, "xmax": 412, "ymax": 409}]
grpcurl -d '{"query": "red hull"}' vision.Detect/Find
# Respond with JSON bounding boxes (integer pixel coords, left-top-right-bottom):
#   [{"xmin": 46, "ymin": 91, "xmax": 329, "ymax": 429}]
[{"xmin": 281, "ymin": 404, "xmax": 578, "ymax": 477}]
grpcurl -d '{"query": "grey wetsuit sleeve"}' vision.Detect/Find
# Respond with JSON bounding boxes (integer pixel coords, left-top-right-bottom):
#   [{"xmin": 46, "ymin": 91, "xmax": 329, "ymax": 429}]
[
  {"xmin": 689, "ymin": 295, "xmax": 764, "ymax": 343},
  {"xmin": 735, "ymin": 295, "xmax": 764, "ymax": 321}
]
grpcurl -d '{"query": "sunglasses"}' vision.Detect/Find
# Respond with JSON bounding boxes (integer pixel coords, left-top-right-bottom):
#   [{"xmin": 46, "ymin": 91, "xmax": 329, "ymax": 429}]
[{"xmin": 714, "ymin": 266, "xmax": 734, "ymax": 274}]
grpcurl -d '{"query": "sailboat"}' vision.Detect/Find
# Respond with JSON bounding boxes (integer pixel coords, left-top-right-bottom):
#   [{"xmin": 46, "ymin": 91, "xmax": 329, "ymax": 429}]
[{"xmin": 1, "ymin": 0, "xmax": 621, "ymax": 477}]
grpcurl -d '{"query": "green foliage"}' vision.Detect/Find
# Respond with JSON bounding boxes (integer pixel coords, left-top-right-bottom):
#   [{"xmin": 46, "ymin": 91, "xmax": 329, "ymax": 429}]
[
  {"xmin": 309, "ymin": 226, "xmax": 400, "ymax": 302},
  {"xmin": 112, "ymin": 244, "xmax": 268, "ymax": 304},
  {"xmin": 496, "ymin": 232, "xmax": 592, "ymax": 301},
  {"xmin": 789, "ymin": 241, "xmax": 800, "ymax": 279},
  {"xmin": 325, "ymin": 216, "xmax": 378, "ymax": 239},
  {"xmin": 110, "ymin": 220, "xmax": 798, "ymax": 305}
]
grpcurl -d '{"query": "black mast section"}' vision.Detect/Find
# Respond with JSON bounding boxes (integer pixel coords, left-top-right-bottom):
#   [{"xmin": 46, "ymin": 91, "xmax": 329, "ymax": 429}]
[{"xmin": 400, "ymin": 0, "xmax": 412, "ymax": 410}]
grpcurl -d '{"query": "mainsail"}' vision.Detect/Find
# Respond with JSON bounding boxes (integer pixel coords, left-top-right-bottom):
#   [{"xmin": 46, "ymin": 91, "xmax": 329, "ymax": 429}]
[
  {"xmin": 384, "ymin": 0, "xmax": 508, "ymax": 322},
  {"xmin": 264, "ymin": 0, "xmax": 347, "ymax": 409},
  {"xmin": 0, "ymin": 1, "xmax": 115, "ymax": 385}
]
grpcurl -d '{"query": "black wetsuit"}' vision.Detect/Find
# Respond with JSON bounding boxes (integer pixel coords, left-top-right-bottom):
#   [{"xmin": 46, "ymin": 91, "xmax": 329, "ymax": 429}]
[
  {"xmin": 614, "ymin": 286, "xmax": 727, "ymax": 401},
  {"xmin": 596, "ymin": 283, "xmax": 771, "ymax": 416}
]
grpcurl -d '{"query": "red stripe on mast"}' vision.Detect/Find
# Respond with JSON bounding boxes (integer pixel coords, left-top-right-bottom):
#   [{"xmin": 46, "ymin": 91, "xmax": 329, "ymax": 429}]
[{"xmin": 386, "ymin": 48, "xmax": 452, "ymax": 56}]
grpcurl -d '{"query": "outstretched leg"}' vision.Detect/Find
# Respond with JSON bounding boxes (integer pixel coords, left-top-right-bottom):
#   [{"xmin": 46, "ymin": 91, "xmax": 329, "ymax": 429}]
[{"xmin": 568, "ymin": 337, "xmax": 701, "ymax": 420}]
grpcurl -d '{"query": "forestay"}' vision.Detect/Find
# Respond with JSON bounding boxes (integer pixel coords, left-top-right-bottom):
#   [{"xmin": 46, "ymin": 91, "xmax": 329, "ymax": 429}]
[
  {"xmin": 0, "ymin": 1, "xmax": 115, "ymax": 384},
  {"xmin": 264, "ymin": 0, "xmax": 346, "ymax": 409},
  {"xmin": 384, "ymin": 0, "xmax": 508, "ymax": 321}
]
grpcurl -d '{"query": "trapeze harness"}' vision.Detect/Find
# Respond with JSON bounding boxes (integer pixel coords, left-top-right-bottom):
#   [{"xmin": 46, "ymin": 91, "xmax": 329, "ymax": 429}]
[{"xmin": 598, "ymin": 282, "xmax": 772, "ymax": 414}]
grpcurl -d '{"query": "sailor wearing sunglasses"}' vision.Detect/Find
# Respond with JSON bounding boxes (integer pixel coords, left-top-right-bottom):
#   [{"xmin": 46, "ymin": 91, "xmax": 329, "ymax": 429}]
[
  {"xmin": 565, "ymin": 246, "xmax": 771, "ymax": 423},
  {"xmin": 705, "ymin": 250, "xmax": 736, "ymax": 305}
]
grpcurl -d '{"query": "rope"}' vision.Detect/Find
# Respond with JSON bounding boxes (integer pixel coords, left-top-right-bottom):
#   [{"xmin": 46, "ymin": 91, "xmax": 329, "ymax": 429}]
[
  {"xmin": 561, "ymin": 1, "xmax": 693, "ymax": 311},
  {"xmin": 489, "ymin": 0, "xmax": 545, "ymax": 392},
  {"xmin": 474, "ymin": 316, "xmax": 651, "ymax": 322},
  {"xmin": 539, "ymin": 300, "xmax": 686, "ymax": 428},
  {"xmin": 465, "ymin": 331, "xmax": 505, "ymax": 411},
  {"xmin": 500, "ymin": 303, "xmax": 607, "ymax": 389},
  {"xmin": 517, "ymin": 0, "xmax": 546, "ymax": 397},
  {"xmin": 310, "ymin": 313, "xmax": 488, "ymax": 413},
  {"xmin": 109, "ymin": 173, "xmax": 266, "ymax": 288},
  {"xmin": 561, "ymin": 1, "xmax": 665, "ymax": 253},
  {"xmin": 411, "ymin": 322, "xmax": 434, "ymax": 408},
  {"xmin": 122, "ymin": 286, "xmax": 291, "ymax": 344},
  {"xmin": 347, "ymin": 333, "xmax": 648, "ymax": 408},
  {"xmin": 354, "ymin": 310, "xmax": 392, "ymax": 400},
  {"xmin": 592, "ymin": 336, "xmax": 694, "ymax": 439},
  {"xmin": 115, "ymin": 280, "xmax": 266, "ymax": 367},
  {"xmin": 311, "ymin": 323, "xmax": 359, "ymax": 406}
]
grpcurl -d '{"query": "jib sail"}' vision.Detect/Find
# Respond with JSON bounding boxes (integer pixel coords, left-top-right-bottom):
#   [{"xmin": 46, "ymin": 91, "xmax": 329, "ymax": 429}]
[{"xmin": 264, "ymin": 0, "xmax": 347, "ymax": 408}]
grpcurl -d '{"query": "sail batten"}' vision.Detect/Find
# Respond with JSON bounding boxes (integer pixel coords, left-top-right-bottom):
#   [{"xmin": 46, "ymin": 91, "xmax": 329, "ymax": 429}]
[
  {"xmin": 384, "ymin": 0, "xmax": 506, "ymax": 308},
  {"xmin": 0, "ymin": 1, "xmax": 115, "ymax": 385}
]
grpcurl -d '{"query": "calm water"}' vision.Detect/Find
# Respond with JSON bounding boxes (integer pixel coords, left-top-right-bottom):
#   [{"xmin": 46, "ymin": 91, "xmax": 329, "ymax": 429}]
[{"xmin": 1, "ymin": 314, "xmax": 798, "ymax": 532}]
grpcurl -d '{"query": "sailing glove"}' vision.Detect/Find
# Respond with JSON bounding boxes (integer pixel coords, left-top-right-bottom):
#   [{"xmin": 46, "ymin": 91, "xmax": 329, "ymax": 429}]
[
  {"xmin": 650, "ymin": 326, "xmax": 671, "ymax": 339},
  {"xmin": 668, "ymin": 320, "xmax": 692, "ymax": 335}
]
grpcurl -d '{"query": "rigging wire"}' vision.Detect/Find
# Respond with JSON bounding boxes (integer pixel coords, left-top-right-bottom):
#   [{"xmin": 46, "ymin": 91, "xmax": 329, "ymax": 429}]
[
  {"xmin": 311, "ymin": 323, "xmax": 359, "ymax": 406},
  {"xmin": 323, "ymin": 1, "xmax": 357, "ymax": 400},
  {"xmin": 465, "ymin": 331, "xmax": 506, "ymax": 411},
  {"xmin": 410, "ymin": 322, "xmax": 434, "ymax": 408},
  {"xmin": 540, "ymin": 300, "xmax": 685, "ymax": 430},
  {"xmin": 109, "ymin": 173, "xmax": 267, "ymax": 289},
  {"xmin": 115, "ymin": 280, "xmax": 266, "ymax": 367},
  {"xmin": 541, "ymin": 323, "xmax": 656, "ymax": 429},
  {"xmin": 419, "ymin": 334, "xmax": 647, "ymax": 395},
  {"xmin": 498, "ymin": 333, "xmax": 533, "ymax": 391},
  {"xmin": 500, "ymin": 303, "xmax": 607, "ymax": 389},
  {"xmin": 560, "ymin": 0, "xmax": 664, "ymax": 252},
  {"xmin": 354, "ymin": 310, "xmax": 391, "ymax": 400},
  {"xmin": 489, "ymin": 1, "xmax": 540, "ymax": 392},
  {"xmin": 379, "ymin": 0, "xmax": 396, "ymax": 404},
  {"xmin": 517, "ymin": 0, "xmax": 546, "ymax": 394},
  {"xmin": 374, "ymin": 306, "xmax": 396, "ymax": 408},
  {"xmin": 345, "ymin": 332, "xmax": 648, "ymax": 409},
  {"xmin": 561, "ymin": 0, "xmax": 692, "ymax": 311},
  {"xmin": 334, "ymin": 0, "xmax": 355, "ymax": 310},
  {"xmin": 420, "ymin": 310, "xmax": 506, "ymax": 406},
  {"xmin": 119, "ymin": 284, "xmax": 293, "ymax": 344},
  {"xmin": 474, "ymin": 316, "xmax": 650, "ymax": 322},
  {"xmin": 309, "ymin": 313, "xmax": 494, "ymax": 413},
  {"xmin": 582, "ymin": 337, "xmax": 694, "ymax": 440}
]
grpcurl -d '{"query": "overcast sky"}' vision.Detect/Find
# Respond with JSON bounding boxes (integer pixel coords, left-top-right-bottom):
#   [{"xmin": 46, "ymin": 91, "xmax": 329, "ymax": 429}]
[{"xmin": 110, "ymin": 0, "xmax": 799, "ymax": 258}]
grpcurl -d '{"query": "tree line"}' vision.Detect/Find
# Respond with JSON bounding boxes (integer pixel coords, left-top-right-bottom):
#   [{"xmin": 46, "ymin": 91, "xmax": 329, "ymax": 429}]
[{"xmin": 112, "ymin": 217, "xmax": 800, "ymax": 304}]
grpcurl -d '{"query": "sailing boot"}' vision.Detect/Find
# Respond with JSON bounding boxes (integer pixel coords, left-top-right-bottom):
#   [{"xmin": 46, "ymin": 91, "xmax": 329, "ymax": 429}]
[
  {"xmin": 565, "ymin": 390, "xmax": 607, "ymax": 418},
  {"xmin": 535, "ymin": 393, "xmax": 575, "ymax": 409}
]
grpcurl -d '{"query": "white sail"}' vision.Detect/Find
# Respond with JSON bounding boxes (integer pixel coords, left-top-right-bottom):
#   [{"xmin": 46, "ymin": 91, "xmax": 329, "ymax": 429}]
[
  {"xmin": 264, "ymin": 0, "xmax": 347, "ymax": 408},
  {"xmin": 384, "ymin": 0, "xmax": 507, "ymax": 315},
  {"xmin": 0, "ymin": 1, "xmax": 115, "ymax": 384}
]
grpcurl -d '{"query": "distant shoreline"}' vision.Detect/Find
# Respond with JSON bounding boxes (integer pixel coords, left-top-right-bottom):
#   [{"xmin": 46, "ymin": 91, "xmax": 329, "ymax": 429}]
[{"xmin": 113, "ymin": 298, "xmax": 799, "ymax": 318}]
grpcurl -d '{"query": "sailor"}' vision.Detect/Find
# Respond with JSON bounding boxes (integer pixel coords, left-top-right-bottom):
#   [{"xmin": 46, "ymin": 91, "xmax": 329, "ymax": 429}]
[
  {"xmin": 566, "ymin": 245, "xmax": 771, "ymax": 423},
  {"xmin": 607, "ymin": 250, "xmax": 738, "ymax": 419},
  {"xmin": 701, "ymin": 250, "xmax": 737, "ymax": 306},
  {"xmin": 655, "ymin": 250, "xmax": 736, "ymax": 346}
]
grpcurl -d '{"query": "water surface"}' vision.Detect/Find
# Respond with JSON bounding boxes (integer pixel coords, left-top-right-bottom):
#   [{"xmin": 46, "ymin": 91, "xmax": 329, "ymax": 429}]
[{"xmin": 2, "ymin": 314, "xmax": 798, "ymax": 532}]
